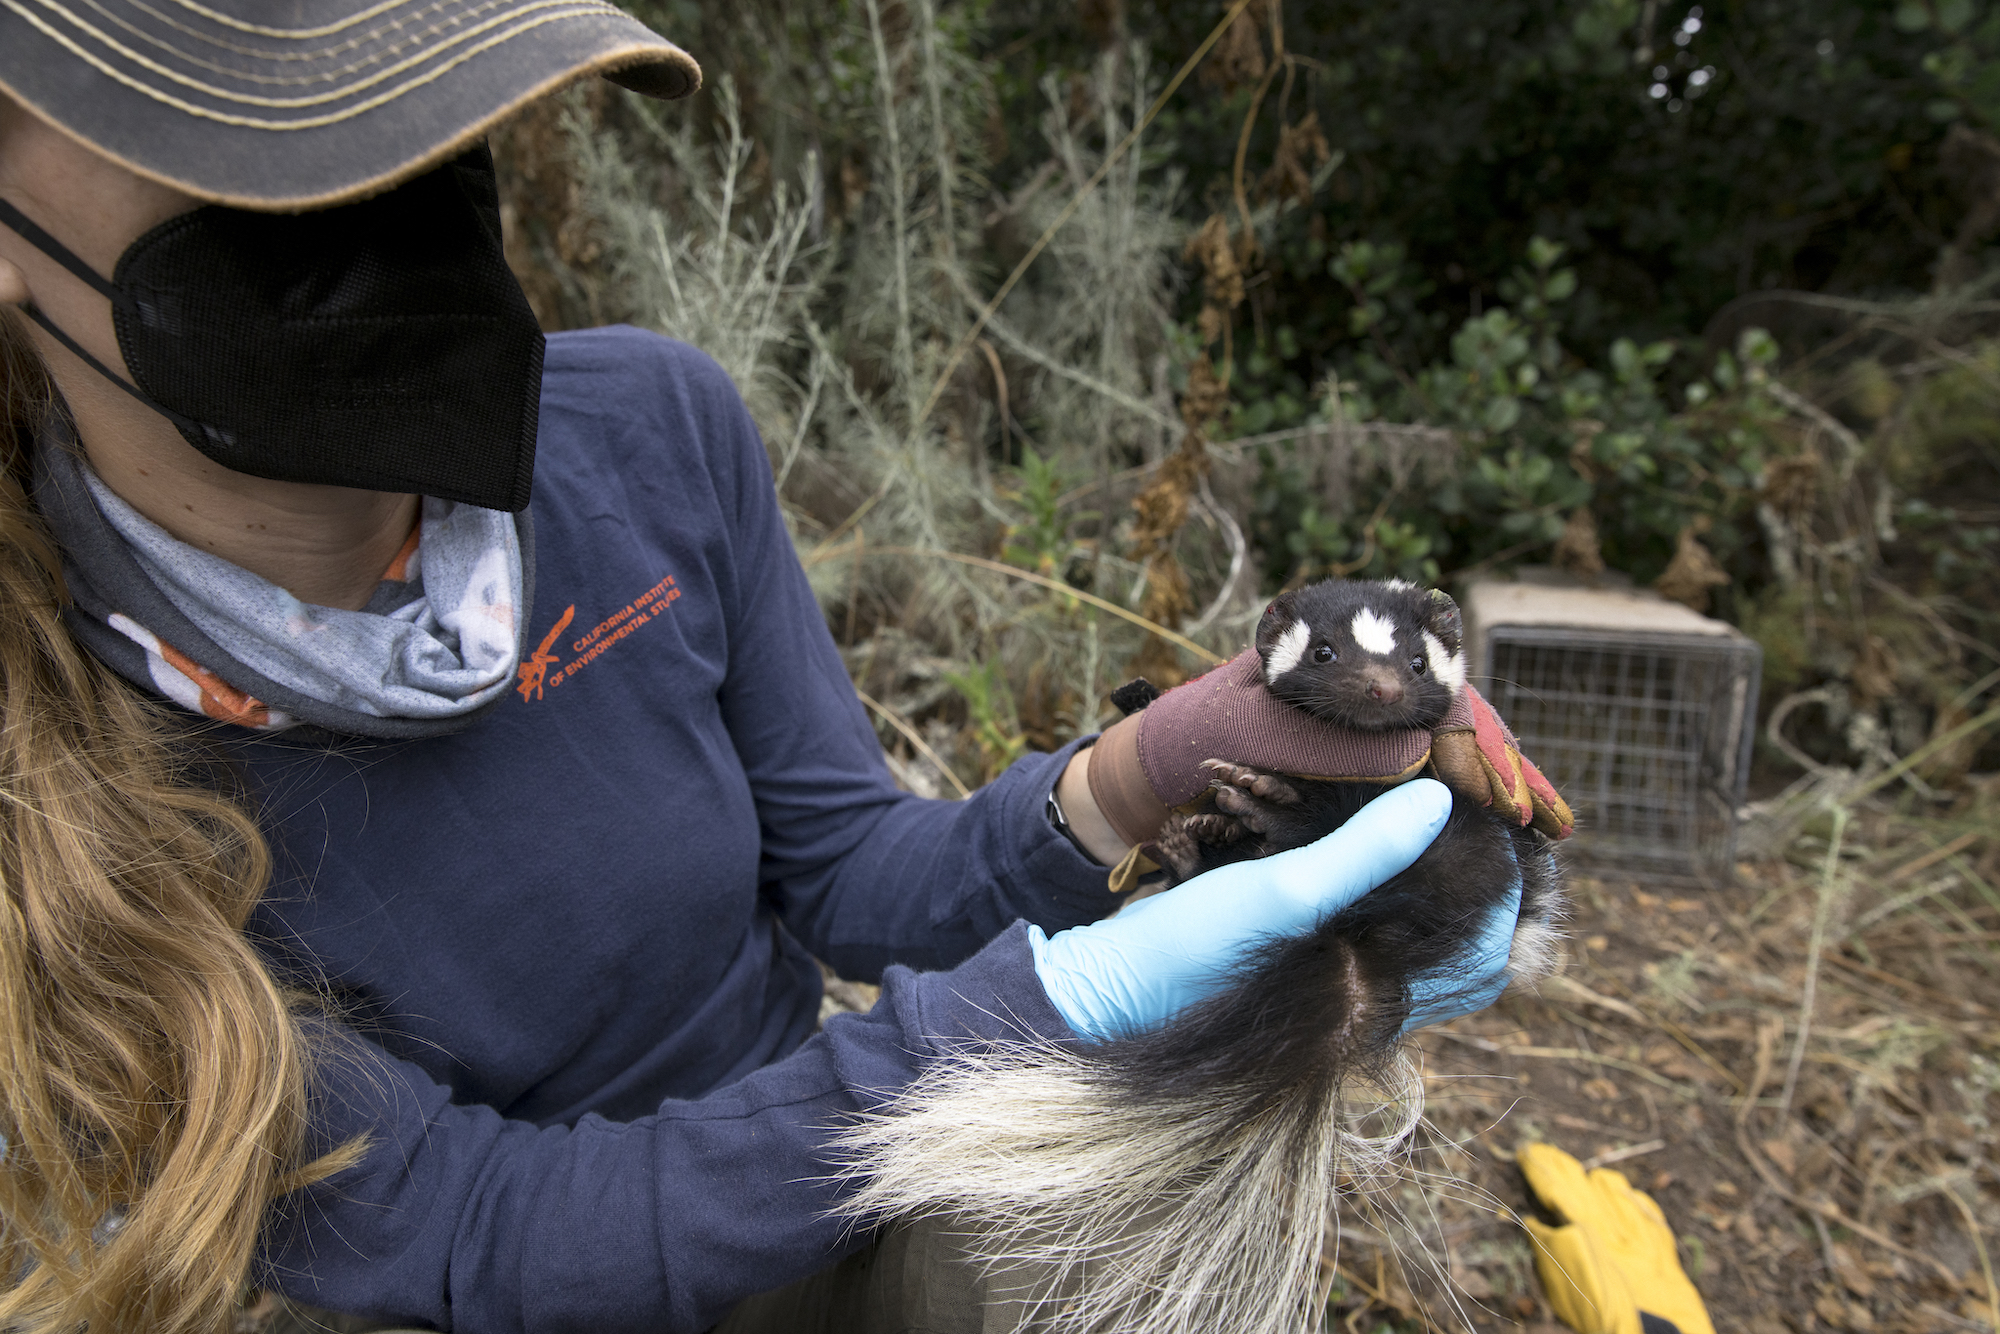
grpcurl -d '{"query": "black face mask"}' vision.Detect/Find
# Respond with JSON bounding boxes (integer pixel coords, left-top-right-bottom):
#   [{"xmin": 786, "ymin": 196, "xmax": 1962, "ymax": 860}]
[{"xmin": 0, "ymin": 146, "xmax": 545, "ymax": 512}]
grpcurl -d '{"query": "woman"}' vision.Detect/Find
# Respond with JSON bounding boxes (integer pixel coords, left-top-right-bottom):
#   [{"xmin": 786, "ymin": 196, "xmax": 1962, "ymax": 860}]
[{"xmin": 0, "ymin": 4, "xmax": 1523, "ymax": 1331}]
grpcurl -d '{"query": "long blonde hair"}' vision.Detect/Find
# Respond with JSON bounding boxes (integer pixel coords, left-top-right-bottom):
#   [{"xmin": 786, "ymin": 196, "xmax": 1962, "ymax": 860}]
[{"xmin": 0, "ymin": 310, "xmax": 358, "ymax": 1331}]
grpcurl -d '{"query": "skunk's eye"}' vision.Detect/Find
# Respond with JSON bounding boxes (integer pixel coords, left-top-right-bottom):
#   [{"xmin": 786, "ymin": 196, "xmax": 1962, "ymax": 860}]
[
  {"xmin": 1313, "ymin": 644, "xmax": 1336, "ymax": 664},
  {"xmin": 1410, "ymin": 656, "xmax": 1427, "ymax": 675}
]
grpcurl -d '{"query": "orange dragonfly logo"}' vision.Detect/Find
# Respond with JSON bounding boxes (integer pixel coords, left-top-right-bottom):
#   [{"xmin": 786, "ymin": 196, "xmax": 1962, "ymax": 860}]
[{"xmin": 516, "ymin": 604, "xmax": 575, "ymax": 703}]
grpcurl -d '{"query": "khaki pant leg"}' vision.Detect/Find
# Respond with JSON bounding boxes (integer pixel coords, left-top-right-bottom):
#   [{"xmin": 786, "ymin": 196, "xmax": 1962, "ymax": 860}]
[
  {"xmin": 256, "ymin": 1217, "xmax": 1076, "ymax": 1334},
  {"xmin": 715, "ymin": 1216, "xmax": 1075, "ymax": 1334}
]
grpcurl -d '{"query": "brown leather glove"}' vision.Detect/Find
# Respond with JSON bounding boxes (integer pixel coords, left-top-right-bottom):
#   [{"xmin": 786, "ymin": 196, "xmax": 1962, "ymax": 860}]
[{"xmin": 1087, "ymin": 650, "xmax": 1574, "ymax": 873}]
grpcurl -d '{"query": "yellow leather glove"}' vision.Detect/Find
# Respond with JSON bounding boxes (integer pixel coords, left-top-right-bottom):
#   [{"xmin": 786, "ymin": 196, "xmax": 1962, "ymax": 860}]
[{"xmin": 1518, "ymin": 1143, "xmax": 1714, "ymax": 1334}]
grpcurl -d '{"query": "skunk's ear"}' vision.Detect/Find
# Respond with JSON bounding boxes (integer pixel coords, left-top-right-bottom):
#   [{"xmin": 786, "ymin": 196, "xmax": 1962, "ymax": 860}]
[
  {"xmin": 1424, "ymin": 590, "xmax": 1463, "ymax": 655},
  {"xmin": 1258, "ymin": 592, "xmax": 1298, "ymax": 628},
  {"xmin": 1254, "ymin": 592, "xmax": 1298, "ymax": 657}
]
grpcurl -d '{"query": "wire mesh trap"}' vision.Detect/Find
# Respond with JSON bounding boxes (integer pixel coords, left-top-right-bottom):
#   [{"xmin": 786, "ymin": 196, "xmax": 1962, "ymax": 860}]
[{"xmin": 1466, "ymin": 577, "xmax": 1763, "ymax": 885}]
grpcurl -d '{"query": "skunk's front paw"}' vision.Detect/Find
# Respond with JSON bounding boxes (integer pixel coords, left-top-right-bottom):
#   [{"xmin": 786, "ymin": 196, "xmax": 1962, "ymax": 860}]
[
  {"xmin": 1201, "ymin": 759, "xmax": 1304, "ymax": 809},
  {"xmin": 1150, "ymin": 810, "xmax": 1253, "ymax": 885},
  {"xmin": 1204, "ymin": 761, "xmax": 1309, "ymax": 840},
  {"xmin": 1201, "ymin": 760, "xmax": 1348, "ymax": 854}
]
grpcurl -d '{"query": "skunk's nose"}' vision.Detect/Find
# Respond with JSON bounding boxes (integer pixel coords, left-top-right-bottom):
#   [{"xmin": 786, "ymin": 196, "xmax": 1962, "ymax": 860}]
[{"xmin": 1363, "ymin": 668, "xmax": 1404, "ymax": 705}]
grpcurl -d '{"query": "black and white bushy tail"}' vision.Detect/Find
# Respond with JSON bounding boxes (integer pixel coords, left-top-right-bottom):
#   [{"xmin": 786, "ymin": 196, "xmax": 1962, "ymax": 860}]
[{"xmin": 834, "ymin": 799, "xmax": 1563, "ymax": 1334}]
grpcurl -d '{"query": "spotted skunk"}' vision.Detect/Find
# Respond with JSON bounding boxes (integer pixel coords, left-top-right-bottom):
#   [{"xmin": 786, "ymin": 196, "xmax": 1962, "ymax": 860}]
[
  {"xmin": 836, "ymin": 579, "xmax": 1565, "ymax": 1334},
  {"xmin": 1259, "ymin": 578, "xmax": 1468, "ymax": 726}
]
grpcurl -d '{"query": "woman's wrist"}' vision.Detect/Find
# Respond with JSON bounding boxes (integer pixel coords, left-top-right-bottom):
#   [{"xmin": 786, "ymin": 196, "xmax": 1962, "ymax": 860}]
[
  {"xmin": 1054, "ymin": 744, "xmax": 1133, "ymax": 867},
  {"xmin": 1079, "ymin": 709, "xmax": 1172, "ymax": 848}
]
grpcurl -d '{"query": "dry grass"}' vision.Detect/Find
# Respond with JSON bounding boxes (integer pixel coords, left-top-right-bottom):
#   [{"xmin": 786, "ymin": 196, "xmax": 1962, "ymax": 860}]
[
  {"xmin": 495, "ymin": 8, "xmax": 2000, "ymax": 1328},
  {"xmin": 811, "ymin": 781, "xmax": 2000, "ymax": 1331},
  {"xmin": 1305, "ymin": 790, "xmax": 2000, "ymax": 1334}
]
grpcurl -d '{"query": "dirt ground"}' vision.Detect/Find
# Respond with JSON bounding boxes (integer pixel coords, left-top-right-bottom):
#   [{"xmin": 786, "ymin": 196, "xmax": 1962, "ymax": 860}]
[
  {"xmin": 809, "ymin": 781, "xmax": 2000, "ymax": 1334},
  {"xmin": 1326, "ymin": 810, "xmax": 2000, "ymax": 1334}
]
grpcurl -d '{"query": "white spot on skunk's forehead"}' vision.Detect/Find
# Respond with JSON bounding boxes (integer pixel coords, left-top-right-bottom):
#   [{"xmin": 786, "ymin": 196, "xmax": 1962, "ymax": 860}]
[
  {"xmin": 1263, "ymin": 620, "xmax": 1312, "ymax": 681},
  {"xmin": 1381, "ymin": 577, "xmax": 1415, "ymax": 591},
  {"xmin": 1421, "ymin": 630, "xmax": 1467, "ymax": 693},
  {"xmin": 1350, "ymin": 608, "xmax": 1398, "ymax": 656}
]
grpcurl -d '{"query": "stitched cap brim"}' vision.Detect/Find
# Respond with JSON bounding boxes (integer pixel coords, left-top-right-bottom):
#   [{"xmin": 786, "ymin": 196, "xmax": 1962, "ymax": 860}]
[{"xmin": 0, "ymin": 1, "xmax": 700, "ymax": 211}]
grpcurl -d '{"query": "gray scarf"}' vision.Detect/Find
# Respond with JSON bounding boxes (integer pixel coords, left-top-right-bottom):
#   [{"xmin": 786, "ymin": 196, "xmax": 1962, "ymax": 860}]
[{"xmin": 35, "ymin": 419, "xmax": 535, "ymax": 739}]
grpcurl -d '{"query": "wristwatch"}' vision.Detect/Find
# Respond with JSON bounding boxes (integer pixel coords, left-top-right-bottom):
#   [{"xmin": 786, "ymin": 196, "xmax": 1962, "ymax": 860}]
[{"xmin": 1046, "ymin": 785, "xmax": 1094, "ymax": 859}]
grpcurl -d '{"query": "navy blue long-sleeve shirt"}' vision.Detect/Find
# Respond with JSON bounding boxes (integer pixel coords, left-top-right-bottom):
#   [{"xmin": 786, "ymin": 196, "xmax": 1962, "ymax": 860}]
[{"xmin": 234, "ymin": 327, "xmax": 1111, "ymax": 1331}]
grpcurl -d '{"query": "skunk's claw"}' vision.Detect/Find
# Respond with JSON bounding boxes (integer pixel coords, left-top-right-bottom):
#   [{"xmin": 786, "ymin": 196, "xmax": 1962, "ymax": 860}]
[
  {"xmin": 1153, "ymin": 811, "xmax": 1255, "ymax": 886},
  {"xmin": 1181, "ymin": 812, "xmax": 1251, "ymax": 845},
  {"xmin": 1147, "ymin": 822, "xmax": 1204, "ymax": 883},
  {"xmin": 1158, "ymin": 765, "xmax": 1327, "ymax": 885},
  {"xmin": 1201, "ymin": 759, "xmax": 1303, "ymax": 807},
  {"xmin": 1208, "ymin": 765, "xmax": 1310, "ymax": 839},
  {"xmin": 1212, "ymin": 785, "xmax": 1284, "ymax": 836}
]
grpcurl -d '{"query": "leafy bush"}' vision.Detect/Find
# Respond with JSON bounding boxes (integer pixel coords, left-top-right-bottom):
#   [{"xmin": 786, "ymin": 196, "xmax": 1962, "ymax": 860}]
[
  {"xmin": 1241, "ymin": 235, "xmax": 1782, "ymax": 603},
  {"xmin": 495, "ymin": 0, "xmax": 2000, "ymax": 787}
]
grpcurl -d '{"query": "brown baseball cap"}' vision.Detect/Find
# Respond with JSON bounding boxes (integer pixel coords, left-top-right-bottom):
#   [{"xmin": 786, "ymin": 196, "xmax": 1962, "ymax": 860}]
[{"xmin": 0, "ymin": 0, "xmax": 700, "ymax": 211}]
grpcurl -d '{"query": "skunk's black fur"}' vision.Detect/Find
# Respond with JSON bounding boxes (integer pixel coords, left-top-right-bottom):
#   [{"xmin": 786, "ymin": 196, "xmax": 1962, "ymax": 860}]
[
  {"xmin": 1140, "ymin": 577, "xmax": 1561, "ymax": 1083},
  {"xmin": 834, "ymin": 578, "xmax": 1564, "ymax": 1334},
  {"xmin": 1137, "ymin": 773, "xmax": 1559, "ymax": 1111}
]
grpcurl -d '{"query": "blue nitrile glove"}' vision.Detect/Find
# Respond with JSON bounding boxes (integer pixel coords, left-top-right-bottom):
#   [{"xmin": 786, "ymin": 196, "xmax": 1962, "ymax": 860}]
[
  {"xmin": 1403, "ymin": 867, "xmax": 1522, "ymax": 1032},
  {"xmin": 1029, "ymin": 779, "xmax": 1458, "ymax": 1042}
]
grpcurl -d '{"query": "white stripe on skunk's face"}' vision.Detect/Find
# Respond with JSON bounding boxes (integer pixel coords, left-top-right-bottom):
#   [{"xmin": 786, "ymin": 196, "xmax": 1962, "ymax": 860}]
[
  {"xmin": 1349, "ymin": 608, "xmax": 1397, "ymax": 656},
  {"xmin": 1420, "ymin": 630, "xmax": 1467, "ymax": 693},
  {"xmin": 1262, "ymin": 619, "xmax": 1313, "ymax": 682}
]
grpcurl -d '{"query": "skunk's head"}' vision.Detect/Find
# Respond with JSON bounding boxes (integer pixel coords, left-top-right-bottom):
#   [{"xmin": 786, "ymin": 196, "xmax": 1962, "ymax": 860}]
[{"xmin": 1255, "ymin": 579, "xmax": 1465, "ymax": 730}]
